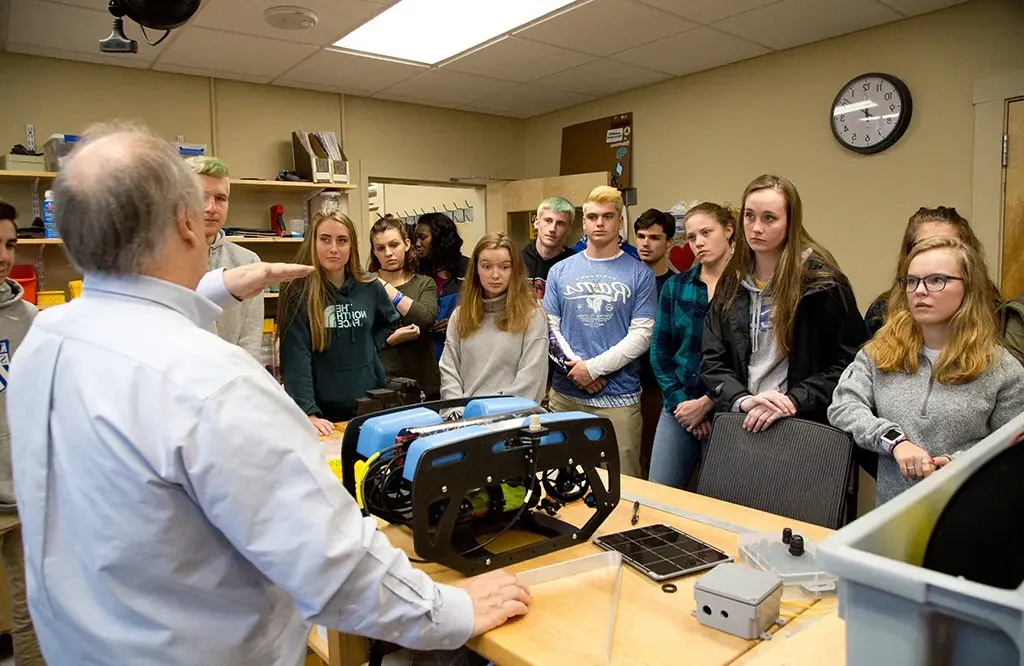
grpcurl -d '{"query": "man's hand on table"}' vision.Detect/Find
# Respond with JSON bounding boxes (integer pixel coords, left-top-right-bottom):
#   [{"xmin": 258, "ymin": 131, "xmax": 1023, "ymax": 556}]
[
  {"xmin": 460, "ymin": 570, "xmax": 531, "ymax": 637},
  {"xmin": 223, "ymin": 262, "xmax": 314, "ymax": 300}
]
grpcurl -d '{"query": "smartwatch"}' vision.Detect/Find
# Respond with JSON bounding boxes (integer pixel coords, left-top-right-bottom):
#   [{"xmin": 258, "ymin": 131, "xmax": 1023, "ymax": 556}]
[{"xmin": 880, "ymin": 427, "xmax": 906, "ymax": 455}]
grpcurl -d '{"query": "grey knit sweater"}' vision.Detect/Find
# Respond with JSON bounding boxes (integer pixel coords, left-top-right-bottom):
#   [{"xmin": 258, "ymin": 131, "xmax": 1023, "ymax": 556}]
[
  {"xmin": 439, "ymin": 294, "xmax": 549, "ymax": 405},
  {"xmin": 0, "ymin": 279, "xmax": 37, "ymax": 511},
  {"xmin": 208, "ymin": 231, "xmax": 263, "ymax": 361},
  {"xmin": 828, "ymin": 347, "xmax": 1024, "ymax": 506}
]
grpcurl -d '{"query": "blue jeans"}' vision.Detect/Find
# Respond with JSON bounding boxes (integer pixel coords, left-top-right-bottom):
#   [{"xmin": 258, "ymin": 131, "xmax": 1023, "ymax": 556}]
[{"xmin": 649, "ymin": 409, "xmax": 706, "ymax": 490}]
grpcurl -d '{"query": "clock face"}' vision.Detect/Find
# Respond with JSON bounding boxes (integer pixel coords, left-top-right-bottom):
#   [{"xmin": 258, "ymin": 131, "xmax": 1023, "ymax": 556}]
[{"xmin": 831, "ymin": 73, "xmax": 912, "ymax": 154}]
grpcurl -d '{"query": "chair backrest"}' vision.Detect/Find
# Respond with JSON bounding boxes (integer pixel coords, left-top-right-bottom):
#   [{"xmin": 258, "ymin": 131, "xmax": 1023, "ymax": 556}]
[{"xmin": 696, "ymin": 413, "xmax": 856, "ymax": 529}]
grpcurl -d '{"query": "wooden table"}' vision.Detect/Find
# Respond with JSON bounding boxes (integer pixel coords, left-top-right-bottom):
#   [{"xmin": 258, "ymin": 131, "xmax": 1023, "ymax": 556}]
[{"xmin": 310, "ymin": 425, "xmax": 841, "ymax": 666}]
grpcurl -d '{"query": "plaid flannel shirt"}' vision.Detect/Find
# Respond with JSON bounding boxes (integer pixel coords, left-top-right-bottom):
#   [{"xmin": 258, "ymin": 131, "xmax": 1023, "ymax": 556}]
[{"xmin": 650, "ymin": 264, "xmax": 709, "ymax": 411}]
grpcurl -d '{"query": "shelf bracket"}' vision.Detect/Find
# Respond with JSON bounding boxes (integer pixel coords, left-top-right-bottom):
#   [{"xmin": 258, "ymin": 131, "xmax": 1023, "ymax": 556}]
[{"xmin": 30, "ymin": 177, "xmax": 41, "ymax": 220}]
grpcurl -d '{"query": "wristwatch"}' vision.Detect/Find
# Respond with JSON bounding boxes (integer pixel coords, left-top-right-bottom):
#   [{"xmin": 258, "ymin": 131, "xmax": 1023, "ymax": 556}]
[{"xmin": 880, "ymin": 427, "xmax": 906, "ymax": 455}]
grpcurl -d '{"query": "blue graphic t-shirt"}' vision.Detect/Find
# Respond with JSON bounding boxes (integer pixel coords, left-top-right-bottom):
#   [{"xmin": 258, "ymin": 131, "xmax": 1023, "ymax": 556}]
[{"xmin": 543, "ymin": 251, "xmax": 656, "ymax": 402}]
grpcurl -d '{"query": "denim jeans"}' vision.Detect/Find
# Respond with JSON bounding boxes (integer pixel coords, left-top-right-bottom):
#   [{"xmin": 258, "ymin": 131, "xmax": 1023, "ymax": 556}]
[{"xmin": 649, "ymin": 409, "xmax": 706, "ymax": 490}]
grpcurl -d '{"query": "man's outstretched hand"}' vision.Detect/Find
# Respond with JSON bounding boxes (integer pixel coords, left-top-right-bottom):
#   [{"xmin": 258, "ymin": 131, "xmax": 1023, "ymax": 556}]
[
  {"xmin": 460, "ymin": 570, "xmax": 531, "ymax": 638},
  {"xmin": 223, "ymin": 263, "xmax": 313, "ymax": 300}
]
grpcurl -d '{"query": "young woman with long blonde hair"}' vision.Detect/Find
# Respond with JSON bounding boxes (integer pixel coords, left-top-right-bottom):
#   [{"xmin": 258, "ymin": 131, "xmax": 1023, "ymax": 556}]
[
  {"xmin": 279, "ymin": 208, "xmax": 399, "ymax": 433},
  {"xmin": 829, "ymin": 237, "xmax": 1024, "ymax": 506},
  {"xmin": 701, "ymin": 174, "xmax": 866, "ymax": 433},
  {"xmin": 439, "ymin": 232, "xmax": 548, "ymax": 404}
]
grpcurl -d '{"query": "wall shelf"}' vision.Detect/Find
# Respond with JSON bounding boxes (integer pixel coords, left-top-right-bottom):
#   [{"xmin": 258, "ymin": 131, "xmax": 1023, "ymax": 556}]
[{"xmin": 0, "ymin": 169, "xmax": 354, "ymax": 193}]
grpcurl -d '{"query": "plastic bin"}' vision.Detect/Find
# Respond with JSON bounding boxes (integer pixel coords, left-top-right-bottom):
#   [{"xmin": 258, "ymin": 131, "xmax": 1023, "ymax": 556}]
[
  {"xmin": 44, "ymin": 134, "xmax": 80, "ymax": 171},
  {"xmin": 818, "ymin": 412, "xmax": 1024, "ymax": 666},
  {"xmin": 37, "ymin": 291, "xmax": 65, "ymax": 309},
  {"xmin": 10, "ymin": 265, "xmax": 36, "ymax": 304}
]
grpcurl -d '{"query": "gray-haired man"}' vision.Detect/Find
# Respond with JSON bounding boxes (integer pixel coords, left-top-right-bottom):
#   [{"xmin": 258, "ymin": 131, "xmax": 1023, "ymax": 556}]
[
  {"xmin": 186, "ymin": 156, "xmax": 263, "ymax": 361},
  {"xmin": 8, "ymin": 123, "xmax": 529, "ymax": 665}
]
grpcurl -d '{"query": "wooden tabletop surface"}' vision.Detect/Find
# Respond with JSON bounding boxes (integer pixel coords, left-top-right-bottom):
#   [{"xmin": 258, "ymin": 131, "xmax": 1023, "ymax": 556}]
[{"xmin": 313, "ymin": 422, "xmax": 841, "ymax": 666}]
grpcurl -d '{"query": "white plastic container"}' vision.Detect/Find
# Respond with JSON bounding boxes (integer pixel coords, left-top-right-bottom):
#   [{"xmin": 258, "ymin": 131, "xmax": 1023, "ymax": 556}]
[
  {"xmin": 738, "ymin": 531, "xmax": 837, "ymax": 597},
  {"xmin": 818, "ymin": 412, "xmax": 1024, "ymax": 666}
]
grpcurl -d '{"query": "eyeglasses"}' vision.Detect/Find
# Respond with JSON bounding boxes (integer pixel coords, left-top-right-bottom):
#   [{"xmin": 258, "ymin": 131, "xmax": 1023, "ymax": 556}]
[{"xmin": 898, "ymin": 274, "xmax": 964, "ymax": 292}]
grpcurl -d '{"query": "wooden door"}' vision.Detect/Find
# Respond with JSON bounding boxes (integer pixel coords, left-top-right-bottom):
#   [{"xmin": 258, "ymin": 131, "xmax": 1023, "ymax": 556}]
[{"xmin": 1002, "ymin": 99, "xmax": 1024, "ymax": 299}]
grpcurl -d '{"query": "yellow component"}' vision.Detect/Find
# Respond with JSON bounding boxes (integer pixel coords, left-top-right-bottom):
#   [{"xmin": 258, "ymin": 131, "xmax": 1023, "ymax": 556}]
[
  {"xmin": 263, "ymin": 318, "xmax": 276, "ymax": 335},
  {"xmin": 354, "ymin": 455, "xmax": 377, "ymax": 509},
  {"xmin": 67, "ymin": 280, "xmax": 83, "ymax": 299},
  {"xmin": 37, "ymin": 290, "xmax": 66, "ymax": 309},
  {"xmin": 326, "ymin": 456, "xmax": 343, "ymax": 482}
]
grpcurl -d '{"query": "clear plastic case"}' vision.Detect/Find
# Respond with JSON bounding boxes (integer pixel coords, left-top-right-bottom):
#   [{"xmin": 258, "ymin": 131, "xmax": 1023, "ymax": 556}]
[{"xmin": 737, "ymin": 530, "xmax": 838, "ymax": 597}]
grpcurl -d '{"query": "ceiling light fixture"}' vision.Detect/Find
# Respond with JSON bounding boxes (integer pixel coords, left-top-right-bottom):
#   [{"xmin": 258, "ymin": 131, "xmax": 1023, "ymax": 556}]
[{"xmin": 334, "ymin": 0, "xmax": 577, "ymax": 65}]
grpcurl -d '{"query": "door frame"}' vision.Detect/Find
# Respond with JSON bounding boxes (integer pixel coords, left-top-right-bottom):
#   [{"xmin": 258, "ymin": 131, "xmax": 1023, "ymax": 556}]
[{"xmin": 973, "ymin": 68, "xmax": 1024, "ymax": 284}]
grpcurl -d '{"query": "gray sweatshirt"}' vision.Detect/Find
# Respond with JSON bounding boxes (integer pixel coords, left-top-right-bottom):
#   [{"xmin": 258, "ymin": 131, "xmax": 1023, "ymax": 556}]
[
  {"xmin": 208, "ymin": 231, "xmax": 263, "ymax": 361},
  {"xmin": 439, "ymin": 294, "xmax": 549, "ymax": 405},
  {"xmin": 828, "ymin": 347, "xmax": 1024, "ymax": 506},
  {"xmin": 731, "ymin": 274, "xmax": 789, "ymax": 410},
  {"xmin": 0, "ymin": 279, "xmax": 37, "ymax": 511}
]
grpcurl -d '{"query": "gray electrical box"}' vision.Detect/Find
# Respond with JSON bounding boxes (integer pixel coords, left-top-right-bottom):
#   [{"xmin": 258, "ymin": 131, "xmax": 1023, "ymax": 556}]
[{"xmin": 693, "ymin": 563, "xmax": 783, "ymax": 640}]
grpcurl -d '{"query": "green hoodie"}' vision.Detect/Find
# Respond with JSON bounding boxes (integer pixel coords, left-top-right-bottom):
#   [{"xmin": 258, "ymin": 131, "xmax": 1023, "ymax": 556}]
[{"xmin": 280, "ymin": 276, "xmax": 399, "ymax": 421}]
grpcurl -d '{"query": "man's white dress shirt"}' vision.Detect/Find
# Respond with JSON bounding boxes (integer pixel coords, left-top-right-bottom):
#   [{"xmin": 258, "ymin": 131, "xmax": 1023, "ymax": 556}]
[{"xmin": 8, "ymin": 269, "xmax": 473, "ymax": 665}]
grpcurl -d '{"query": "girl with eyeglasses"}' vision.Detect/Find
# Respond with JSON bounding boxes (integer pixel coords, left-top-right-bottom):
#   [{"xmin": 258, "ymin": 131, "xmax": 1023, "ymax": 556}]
[
  {"xmin": 829, "ymin": 237, "xmax": 1024, "ymax": 506},
  {"xmin": 863, "ymin": 207, "xmax": 992, "ymax": 336}
]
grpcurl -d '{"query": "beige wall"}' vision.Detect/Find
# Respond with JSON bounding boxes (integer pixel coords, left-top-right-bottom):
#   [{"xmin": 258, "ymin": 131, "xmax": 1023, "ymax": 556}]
[
  {"xmin": 0, "ymin": 52, "xmax": 524, "ymax": 238},
  {"xmin": 523, "ymin": 0, "xmax": 1024, "ymax": 305},
  {"xmin": 343, "ymin": 96, "xmax": 524, "ymax": 241}
]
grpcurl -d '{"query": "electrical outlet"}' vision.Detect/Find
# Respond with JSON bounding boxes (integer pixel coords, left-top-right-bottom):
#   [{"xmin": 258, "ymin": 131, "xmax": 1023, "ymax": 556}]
[{"xmin": 176, "ymin": 134, "xmax": 185, "ymax": 144}]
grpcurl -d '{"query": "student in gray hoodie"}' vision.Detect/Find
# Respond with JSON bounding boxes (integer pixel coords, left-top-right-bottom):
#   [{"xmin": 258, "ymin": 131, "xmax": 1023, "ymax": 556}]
[
  {"xmin": 702, "ymin": 175, "xmax": 866, "ymax": 433},
  {"xmin": 188, "ymin": 156, "xmax": 264, "ymax": 361},
  {"xmin": 829, "ymin": 237, "xmax": 1024, "ymax": 506},
  {"xmin": 0, "ymin": 201, "xmax": 44, "ymax": 664}
]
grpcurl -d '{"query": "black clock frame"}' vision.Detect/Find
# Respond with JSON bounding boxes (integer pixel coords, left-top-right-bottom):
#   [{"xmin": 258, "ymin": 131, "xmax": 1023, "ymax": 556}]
[{"xmin": 830, "ymin": 72, "xmax": 913, "ymax": 155}]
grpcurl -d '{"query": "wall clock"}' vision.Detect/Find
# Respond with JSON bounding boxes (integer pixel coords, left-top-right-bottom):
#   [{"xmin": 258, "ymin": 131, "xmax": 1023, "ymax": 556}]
[{"xmin": 830, "ymin": 73, "xmax": 912, "ymax": 155}]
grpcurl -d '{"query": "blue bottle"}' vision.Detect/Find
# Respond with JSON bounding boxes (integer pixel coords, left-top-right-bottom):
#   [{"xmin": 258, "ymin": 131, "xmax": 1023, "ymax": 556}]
[{"xmin": 43, "ymin": 190, "xmax": 58, "ymax": 239}]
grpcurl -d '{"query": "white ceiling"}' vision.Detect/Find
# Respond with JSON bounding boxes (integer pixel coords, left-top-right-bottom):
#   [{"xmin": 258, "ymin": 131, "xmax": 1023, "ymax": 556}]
[{"xmin": 1, "ymin": 0, "xmax": 970, "ymax": 119}]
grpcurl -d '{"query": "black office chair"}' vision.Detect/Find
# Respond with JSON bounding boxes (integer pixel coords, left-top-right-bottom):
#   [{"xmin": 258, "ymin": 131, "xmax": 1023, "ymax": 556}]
[{"xmin": 695, "ymin": 413, "xmax": 857, "ymax": 529}]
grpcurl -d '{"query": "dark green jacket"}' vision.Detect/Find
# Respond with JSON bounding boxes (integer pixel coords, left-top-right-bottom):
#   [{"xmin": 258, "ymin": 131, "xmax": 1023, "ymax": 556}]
[
  {"xmin": 378, "ymin": 274, "xmax": 441, "ymax": 397},
  {"xmin": 280, "ymin": 276, "xmax": 399, "ymax": 421}
]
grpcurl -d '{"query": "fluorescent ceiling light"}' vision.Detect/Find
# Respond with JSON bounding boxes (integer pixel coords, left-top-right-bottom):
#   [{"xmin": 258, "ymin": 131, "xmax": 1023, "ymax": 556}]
[
  {"xmin": 334, "ymin": 0, "xmax": 577, "ymax": 65},
  {"xmin": 833, "ymin": 101, "xmax": 878, "ymax": 116}
]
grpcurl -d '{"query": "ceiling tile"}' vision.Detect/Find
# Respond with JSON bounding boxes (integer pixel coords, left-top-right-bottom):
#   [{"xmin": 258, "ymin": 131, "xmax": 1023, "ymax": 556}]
[
  {"xmin": 712, "ymin": 0, "xmax": 902, "ymax": 50},
  {"xmin": 275, "ymin": 80, "xmax": 375, "ymax": 96},
  {"xmin": 378, "ymin": 69, "xmax": 517, "ymax": 106},
  {"xmin": 463, "ymin": 85, "xmax": 596, "ymax": 118},
  {"xmin": 4, "ymin": 43, "xmax": 151, "ymax": 70},
  {"xmin": 153, "ymin": 64, "xmax": 273, "ymax": 85},
  {"xmin": 155, "ymin": 27, "xmax": 318, "ymax": 79},
  {"xmin": 444, "ymin": 37, "xmax": 597, "ymax": 84},
  {"xmin": 533, "ymin": 58, "xmax": 670, "ymax": 97},
  {"xmin": 275, "ymin": 49, "xmax": 426, "ymax": 93},
  {"xmin": 7, "ymin": 0, "xmax": 168, "ymax": 61},
  {"xmin": 612, "ymin": 26, "xmax": 770, "ymax": 76},
  {"xmin": 632, "ymin": 0, "xmax": 781, "ymax": 23},
  {"xmin": 191, "ymin": 0, "xmax": 384, "ymax": 46},
  {"xmin": 370, "ymin": 92, "xmax": 461, "ymax": 109},
  {"xmin": 514, "ymin": 0, "xmax": 697, "ymax": 57},
  {"xmin": 874, "ymin": 0, "xmax": 969, "ymax": 16}
]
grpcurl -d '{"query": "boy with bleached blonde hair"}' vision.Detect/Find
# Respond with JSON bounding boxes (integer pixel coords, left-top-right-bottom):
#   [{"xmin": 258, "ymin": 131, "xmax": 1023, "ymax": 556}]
[{"xmin": 542, "ymin": 186, "xmax": 656, "ymax": 477}]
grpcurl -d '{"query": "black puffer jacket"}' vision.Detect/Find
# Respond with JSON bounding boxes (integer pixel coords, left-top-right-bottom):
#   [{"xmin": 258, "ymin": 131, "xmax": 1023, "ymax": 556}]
[{"xmin": 701, "ymin": 262, "xmax": 868, "ymax": 424}]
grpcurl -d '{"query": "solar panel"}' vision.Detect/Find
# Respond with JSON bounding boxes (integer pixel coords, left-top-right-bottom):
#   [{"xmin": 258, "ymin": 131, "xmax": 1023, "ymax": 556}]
[{"xmin": 593, "ymin": 524, "xmax": 732, "ymax": 582}]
